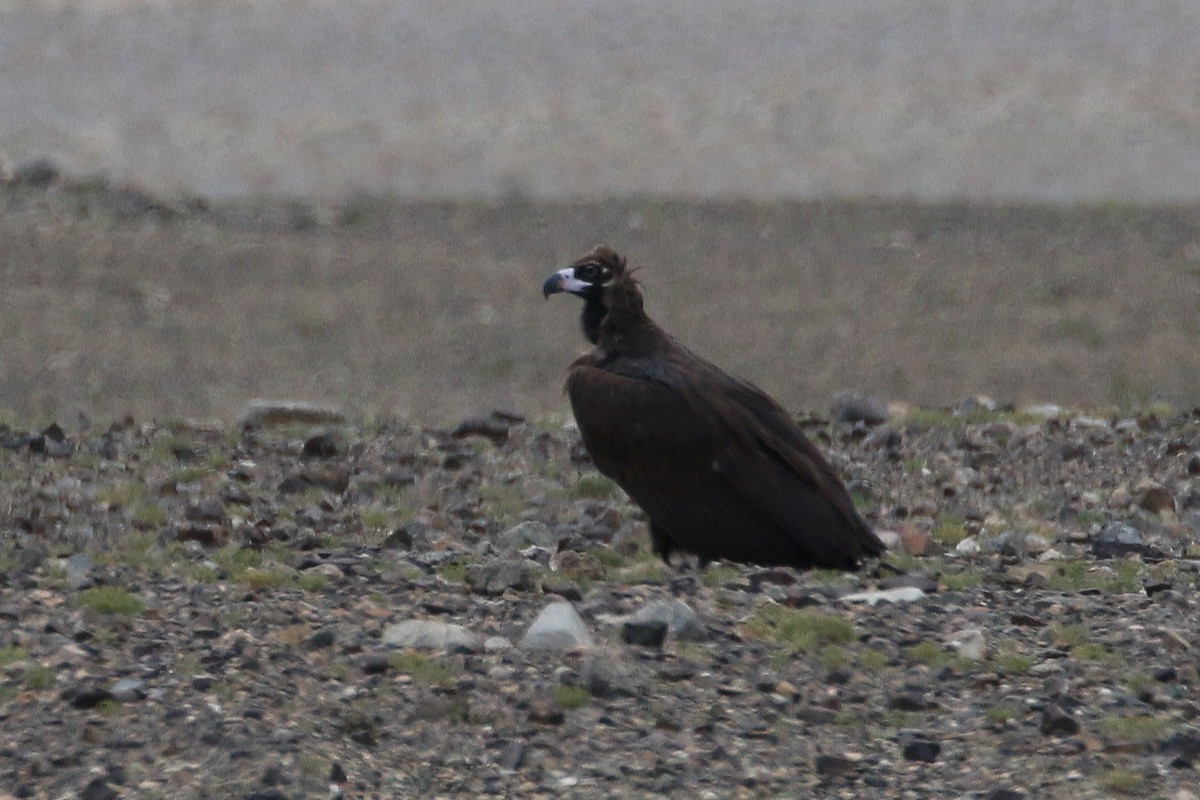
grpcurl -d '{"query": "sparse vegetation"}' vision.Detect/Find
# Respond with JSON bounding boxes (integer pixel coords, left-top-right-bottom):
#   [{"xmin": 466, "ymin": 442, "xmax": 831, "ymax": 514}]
[
  {"xmin": 552, "ymin": 684, "xmax": 590, "ymax": 709},
  {"xmin": 746, "ymin": 606, "xmax": 856, "ymax": 654},
  {"xmin": 388, "ymin": 652, "xmax": 455, "ymax": 686},
  {"xmin": 78, "ymin": 586, "xmax": 145, "ymax": 616}
]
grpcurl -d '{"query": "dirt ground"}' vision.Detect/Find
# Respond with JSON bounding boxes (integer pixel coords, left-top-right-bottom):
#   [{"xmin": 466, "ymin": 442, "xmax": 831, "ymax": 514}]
[{"xmin": 2, "ymin": 180, "xmax": 1200, "ymax": 426}]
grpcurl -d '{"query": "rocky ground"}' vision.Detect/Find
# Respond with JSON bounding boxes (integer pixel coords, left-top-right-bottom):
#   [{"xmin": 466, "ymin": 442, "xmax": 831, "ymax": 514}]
[{"xmin": 1, "ymin": 399, "xmax": 1199, "ymax": 799}]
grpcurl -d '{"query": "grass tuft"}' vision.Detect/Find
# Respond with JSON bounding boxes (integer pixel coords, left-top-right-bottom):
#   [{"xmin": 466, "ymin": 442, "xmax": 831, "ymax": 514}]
[
  {"xmin": 746, "ymin": 606, "xmax": 856, "ymax": 653},
  {"xmin": 388, "ymin": 652, "xmax": 455, "ymax": 686},
  {"xmin": 78, "ymin": 585, "xmax": 145, "ymax": 616},
  {"xmin": 552, "ymin": 684, "xmax": 590, "ymax": 709}
]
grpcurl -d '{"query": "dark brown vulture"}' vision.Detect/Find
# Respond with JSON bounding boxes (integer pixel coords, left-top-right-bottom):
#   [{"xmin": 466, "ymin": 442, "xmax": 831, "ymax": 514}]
[{"xmin": 543, "ymin": 245, "xmax": 884, "ymax": 571}]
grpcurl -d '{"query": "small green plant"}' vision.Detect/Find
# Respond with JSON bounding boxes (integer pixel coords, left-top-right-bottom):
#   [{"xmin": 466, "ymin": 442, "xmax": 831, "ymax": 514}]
[
  {"xmin": 297, "ymin": 572, "xmax": 330, "ymax": 592},
  {"xmin": 97, "ymin": 482, "xmax": 147, "ymax": 509},
  {"xmin": 858, "ymin": 649, "xmax": 889, "ymax": 672},
  {"xmin": 1097, "ymin": 769, "xmax": 1147, "ymax": 796},
  {"xmin": 0, "ymin": 645, "xmax": 28, "ymax": 667},
  {"xmin": 571, "ymin": 474, "xmax": 618, "ymax": 500},
  {"xmin": 985, "ymin": 702, "xmax": 1024, "ymax": 725},
  {"xmin": 818, "ymin": 645, "xmax": 849, "ymax": 671},
  {"xmin": 1070, "ymin": 643, "xmax": 1116, "ymax": 663},
  {"xmin": 1097, "ymin": 714, "xmax": 1168, "ymax": 744},
  {"xmin": 552, "ymin": 684, "xmax": 590, "ymax": 709},
  {"xmin": 700, "ymin": 563, "xmax": 742, "ymax": 588},
  {"xmin": 78, "ymin": 586, "xmax": 145, "ymax": 616},
  {"xmin": 151, "ymin": 433, "xmax": 194, "ymax": 461},
  {"xmin": 22, "ymin": 664, "xmax": 56, "ymax": 690},
  {"xmin": 940, "ymin": 570, "xmax": 983, "ymax": 591},
  {"xmin": 131, "ymin": 501, "xmax": 168, "ymax": 529},
  {"xmin": 991, "ymin": 652, "xmax": 1036, "ymax": 675},
  {"xmin": 236, "ymin": 567, "xmax": 292, "ymax": 589},
  {"xmin": 931, "ymin": 514, "xmax": 968, "ymax": 546},
  {"xmin": 438, "ymin": 561, "xmax": 467, "ymax": 583},
  {"xmin": 171, "ymin": 466, "xmax": 211, "ymax": 484},
  {"xmin": 388, "ymin": 652, "xmax": 455, "ymax": 686},
  {"xmin": 1049, "ymin": 623, "xmax": 1089, "ymax": 648},
  {"xmin": 746, "ymin": 606, "xmax": 856, "ymax": 653},
  {"xmin": 359, "ymin": 505, "xmax": 395, "ymax": 529}
]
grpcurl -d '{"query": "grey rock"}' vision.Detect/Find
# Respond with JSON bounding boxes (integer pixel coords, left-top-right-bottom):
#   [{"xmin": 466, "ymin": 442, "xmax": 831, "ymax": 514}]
[
  {"xmin": 110, "ymin": 677, "xmax": 147, "ymax": 702},
  {"xmin": 814, "ymin": 753, "xmax": 860, "ymax": 777},
  {"xmin": 899, "ymin": 732, "xmax": 941, "ymax": 762},
  {"xmin": 630, "ymin": 599, "xmax": 706, "ymax": 642},
  {"xmin": 947, "ymin": 627, "xmax": 986, "ymax": 660},
  {"xmin": 383, "ymin": 620, "xmax": 480, "ymax": 651},
  {"xmin": 237, "ymin": 399, "xmax": 345, "ymax": 428},
  {"xmin": 840, "ymin": 586, "xmax": 926, "ymax": 605},
  {"xmin": 466, "ymin": 558, "xmax": 543, "ymax": 595},
  {"xmin": 1092, "ymin": 522, "xmax": 1165, "ymax": 559},
  {"xmin": 80, "ymin": 777, "xmax": 118, "ymax": 800},
  {"xmin": 622, "ymin": 619, "xmax": 668, "ymax": 648},
  {"xmin": 64, "ymin": 552, "xmax": 94, "ymax": 590},
  {"xmin": 519, "ymin": 602, "xmax": 593, "ymax": 651},
  {"xmin": 498, "ymin": 520, "xmax": 555, "ymax": 552},
  {"xmin": 580, "ymin": 651, "xmax": 648, "ymax": 697},
  {"xmin": 831, "ymin": 390, "xmax": 889, "ymax": 425},
  {"xmin": 499, "ymin": 740, "xmax": 527, "ymax": 770},
  {"xmin": 1039, "ymin": 703, "xmax": 1080, "ymax": 736}
]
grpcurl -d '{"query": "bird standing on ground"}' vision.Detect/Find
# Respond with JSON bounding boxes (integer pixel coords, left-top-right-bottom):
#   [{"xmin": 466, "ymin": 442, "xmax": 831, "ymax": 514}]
[{"xmin": 543, "ymin": 245, "xmax": 884, "ymax": 571}]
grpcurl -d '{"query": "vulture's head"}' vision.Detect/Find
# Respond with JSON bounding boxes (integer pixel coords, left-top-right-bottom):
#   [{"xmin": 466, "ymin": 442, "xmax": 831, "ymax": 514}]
[{"xmin": 542, "ymin": 245, "xmax": 626, "ymax": 300}]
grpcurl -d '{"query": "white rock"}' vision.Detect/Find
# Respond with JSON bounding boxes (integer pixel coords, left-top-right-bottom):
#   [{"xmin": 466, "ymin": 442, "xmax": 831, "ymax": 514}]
[
  {"xmin": 630, "ymin": 599, "xmax": 705, "ymax": 641},
  {"xmin": 520, "ymin": 601, "xmax": 594, "ymax": 651},
  {"xmin": 839, "ymin": 586, "xmax": 926, "ymax": 605},
  {"xmin": 383, "ymin": 620, "xmax": 479, "ymax": 651},
  {"xmin": 955, "ymin": 536, "xmax": 981, "ymax": 555},
  {"xmin": 947, "ymin": 627, "xmax": 986, "ymax": 660}
]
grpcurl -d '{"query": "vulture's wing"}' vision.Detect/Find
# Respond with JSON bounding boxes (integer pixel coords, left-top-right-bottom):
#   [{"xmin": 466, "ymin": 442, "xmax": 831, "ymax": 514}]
[{"xmin": 567, "ymin": 349, "xmax": 880, "ymax": 569}]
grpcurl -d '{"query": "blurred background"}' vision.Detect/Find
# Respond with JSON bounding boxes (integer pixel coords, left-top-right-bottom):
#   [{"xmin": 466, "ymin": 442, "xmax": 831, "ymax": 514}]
[{"xmin": 2, "ymin": 0, "xmax": 1199, "ymax": 423}]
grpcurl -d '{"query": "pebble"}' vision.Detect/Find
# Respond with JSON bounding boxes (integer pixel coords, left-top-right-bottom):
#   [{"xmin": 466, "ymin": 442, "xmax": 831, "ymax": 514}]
[
  {"xmin": 382, "ymin": 620, "xmax": 480, "ymax": 651},
  {"xmin": 947, "ymin": 627, "xmax": 986, "ymax": 660},
  {"xmin": 899, "ymin": 732, "xmax": 941, "ymax": 762},
  {"xmin": 622, "ymin": 619, "xmax": 668, "ymax": 648},
  {"xmin": 1039, "ymin": 703, "xmax": 1080, "ymax": 736},
  {"xmin": 840, "ymin": 586, "xmax": 926, "ymax": 605},
  {"xmin": 110, "ymin": 677, "xmax": 147, "ymax": 702},
  {"xmin": 629, "ymin": 599, "xmax": 705, "ymax": 642},
  {"xmin": 520, "ymin": 602, "xmax": 594, "ymax": 651}
]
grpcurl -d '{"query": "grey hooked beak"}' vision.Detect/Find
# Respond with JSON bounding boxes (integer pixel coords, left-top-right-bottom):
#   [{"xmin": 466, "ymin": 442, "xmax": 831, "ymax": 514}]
[{"xmin": 542, "ymin": 268, "xmax": 588, "ymax": 298}]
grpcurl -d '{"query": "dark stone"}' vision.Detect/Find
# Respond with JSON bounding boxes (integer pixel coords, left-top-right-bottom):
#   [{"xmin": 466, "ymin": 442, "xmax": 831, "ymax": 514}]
[
  {"xmin": 528, "ymin": 697, "xmax": 566, "ymax": 725},
  {"xmin": 984, "ymin": 790, "xmax": 1026, "ymax": 800},
  {"xmin": 831, "ymin": 390, "xmax": 889, "ymax": 425},
  {"xmin": 245, "ymin": 791, "xmax": 290, "ymax": 800},
  {"xmin": 814, "ymin": 753, "xmax": 858, "ymax": 777},
  {"xmin": 900, "ymin": 734, "xmax": 941, "ymax": 762},
  {"xmin": 14, "ymin": 157, "xmax": 61, "ymax": 185},
  {"xmin": 302, "ymin": 433, "xmax": 340, "ymax": 459},
  {"xmin": 452, "ymin": 416, "xmax": 511, "ymax": 445},
  {"xmin": 1039, "ymin": 703, "xmax": 1080, "ymax": 736},
  {"xmin": 63, "ymin": 685, "xmax": 114, "ymax": 709},
  {"xmin": 888, "ymin": 692, "xmax": 936, "ymax": 711},
  {"xmin": 1154, "ymin": 666, "xmax": 1178, "ymax": 682},
  {"xmin": 622, "ymin": 619, "xmax": 669, "ymax": 649},
  {"xmin": 1091, "ymin": 522, "xmax": 1166, "ymax": 559},
  {"xmin": 362, "ymin": 655, "xmax": 390, "ymax": 675},
  {"xmin": 185, "ymin": 499, "xmax": 225, "ymax": 522},
  {"xmin": 307, "ymin": 629, "xmax": 336, "ymax": 649},
  {"xmin": 80, "ymin": 778, "xmax": 118, "ymax": 800},
  {"xmin": 499, "ymin": 740, "xmax": 526, "ymax": 770},
  {"xmin": 442, "ymin": 452, "xmax": 472, "ymax": 470}
]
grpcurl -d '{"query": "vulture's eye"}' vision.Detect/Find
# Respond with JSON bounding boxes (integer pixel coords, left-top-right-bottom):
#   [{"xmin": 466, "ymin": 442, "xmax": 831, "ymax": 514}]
[{"xmin": 578, "ymin": 264, "xmax": 599, "ymax": 281}]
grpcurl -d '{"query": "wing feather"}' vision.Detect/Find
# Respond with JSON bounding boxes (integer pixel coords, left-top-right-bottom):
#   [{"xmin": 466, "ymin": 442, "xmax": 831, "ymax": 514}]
[{"xmin": 566, "ymin": 350, "xmax": 882, "ymax": 569}]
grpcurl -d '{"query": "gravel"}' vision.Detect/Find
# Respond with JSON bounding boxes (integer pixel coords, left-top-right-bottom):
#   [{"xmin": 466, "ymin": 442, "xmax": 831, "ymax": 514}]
[{"xmin": 0, "ymin": 405, "xmax": 1198, "ymax": 798}]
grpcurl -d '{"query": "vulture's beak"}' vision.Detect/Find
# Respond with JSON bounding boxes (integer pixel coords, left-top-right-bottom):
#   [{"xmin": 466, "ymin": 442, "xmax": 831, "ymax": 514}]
[
  {"xmin": 543, "ymin": 268, "xmax": 588, "ymax": 298},
  {"xmin": 542, "ymin": 272, "xmax": 566, "ymax": 298}
]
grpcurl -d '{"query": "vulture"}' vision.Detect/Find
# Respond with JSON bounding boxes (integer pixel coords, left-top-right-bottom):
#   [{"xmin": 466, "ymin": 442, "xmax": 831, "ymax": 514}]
[{"xmin": 543, "ymin": 245, "xmax": 884, "ymax": 571}]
